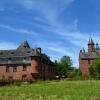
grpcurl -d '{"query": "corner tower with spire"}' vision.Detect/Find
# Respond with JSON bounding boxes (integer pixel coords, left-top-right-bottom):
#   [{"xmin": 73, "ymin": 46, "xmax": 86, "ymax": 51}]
[{"xmin": 79, "ymin": 36, "xmax": 100, "ymax": 76}]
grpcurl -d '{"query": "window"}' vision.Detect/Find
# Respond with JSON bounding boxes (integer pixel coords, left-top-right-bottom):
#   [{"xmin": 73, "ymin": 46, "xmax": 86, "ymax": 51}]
[
  {"xmin": 23, "ymin": 57, "xmax": 26, "ymax": 62},
  {"xmin": 8, "ymin": 58, "xmax": 11, "ymax": 60},
  {"xmin": 27, "ymin": 51, "xmax": 31, "ymax": 53},
  {"xmin": 23, "ymin": 65, "xmax": 27, "ymax": 71},
  {"xmin": 48, "ymin": 67, "xmax": 51, "ymax": 73},
  {"xmin": 24, "ymin": 57, "xmax": 26, "ymax": 60},
  {"xmin": 88, "ymin": 60, "xmax": 91, "ymax": 64},
  {"xmin": 8, "ymin": 58, "xmax": 12, "ymax": 63},
  {"xmin": 22, "ymin": 75, "xmax": 27, "ymax": 80},
  {"xmin": 13, "ymin": 66, "xmax": 17, "ymax": 72},
  {"xmin": 36, "ymin": 65, "xmax": 39, "ymax": 71},
  {"xmin": 6, "ymin": 66, "xmax": 10, "ymax": 72},
  {"xmin": 11, "ymin": 52, "xmax": 14, "ymax": 54},
  {"xmin": 0, "ymin": 52, "xmax": 3, "ymax": 55},
  {"xmin": 9, "ymin": 76, "xmax": 13, "ymax": 80}
]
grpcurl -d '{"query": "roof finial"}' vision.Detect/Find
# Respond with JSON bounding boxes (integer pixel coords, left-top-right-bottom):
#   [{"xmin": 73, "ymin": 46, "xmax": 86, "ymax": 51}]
[{"xmin": 82, "ymin": 48, "xmax": 85, "ymax": 53}]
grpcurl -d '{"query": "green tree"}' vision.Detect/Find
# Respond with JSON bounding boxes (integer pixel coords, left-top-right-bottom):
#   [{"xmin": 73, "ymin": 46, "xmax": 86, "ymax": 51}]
[
  {"xmin": 60, "ymin": 56, "xmax": 72, "ymax": 70},
  {"xmin": 54, "ymin": 55, "xmax": 73, "ymax": 78},
  {"xmin": 2, "ymin": 75, "xmax": 6, "ymax": 81},
  {"xmin": 90, "ymin": 58, "xmax": 100, "ymax": 79},
  {"xmin": 54, "ymin": 61, "xmax": 67, "ymax": 77}
]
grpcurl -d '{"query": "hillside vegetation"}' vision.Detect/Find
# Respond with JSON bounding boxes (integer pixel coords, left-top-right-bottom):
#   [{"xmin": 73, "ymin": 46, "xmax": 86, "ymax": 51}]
[{"xmin": 0, "ymin": 80, "xmax": 100, "ymax": 100}]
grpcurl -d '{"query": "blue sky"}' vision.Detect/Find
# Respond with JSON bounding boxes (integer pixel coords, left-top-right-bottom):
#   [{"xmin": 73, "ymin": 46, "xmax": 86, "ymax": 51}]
[{"xmin": 0, "ymin": 0, "xmax": 100, "ymax": 67}]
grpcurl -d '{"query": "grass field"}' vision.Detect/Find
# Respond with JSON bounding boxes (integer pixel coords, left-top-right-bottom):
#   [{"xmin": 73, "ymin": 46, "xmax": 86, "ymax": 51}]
[{"xmin": 0, "ymin": 80, "xmax": 100, "ymax": 100}]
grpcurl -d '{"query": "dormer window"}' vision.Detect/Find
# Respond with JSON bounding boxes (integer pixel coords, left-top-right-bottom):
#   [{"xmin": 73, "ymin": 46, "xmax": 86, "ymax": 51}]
[
  {"xmin": 0, "ymin": 52, "xmax": 3, "ymax": 55},
  {"xmin": 27, "ymin": 51, "xmax": 31, "ymax": 53},
  {"xmin": 8, "ymin": 58, "xmax": 11, "ymax": 60},
  {"xmin": 23, "ymin": 45, "xmax": 27, "ymax": 48},
  {"xmin": 11, "ymin": 52, "xmax": 14, "ymax": 54},
  {"xmin": 23, "ymin": 57, "xmax": 26, "ymax": 62},
  {"xmin": 36, "ymin": 48, "xmax": 41, "ymax": 54},
  {"xmin": 24, "ymin": 57, "xmax": 26, "ymax": 60}
]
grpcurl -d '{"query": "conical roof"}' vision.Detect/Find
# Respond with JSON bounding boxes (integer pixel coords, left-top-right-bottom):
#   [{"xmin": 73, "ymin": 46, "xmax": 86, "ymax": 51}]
[
  {"xmin": 82, "ymin": 48, "xmax": 85, "ymax": 53},
  {"xmin": 88, "ymin": 37, "xmax": 94, "ymax": 45},
  {"xmin": 96, "ymin": 43, "xmax": 99, "ymax": 50}
]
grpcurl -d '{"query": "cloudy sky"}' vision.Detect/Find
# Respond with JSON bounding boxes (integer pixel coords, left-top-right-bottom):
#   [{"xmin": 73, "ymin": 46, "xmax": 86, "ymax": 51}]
[{"xmin": 0, "ymin": 0, "xmax": 100, "ymax": 67}]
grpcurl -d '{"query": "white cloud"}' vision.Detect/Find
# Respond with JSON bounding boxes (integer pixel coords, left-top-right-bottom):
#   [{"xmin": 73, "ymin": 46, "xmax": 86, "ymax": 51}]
[
  {"xmin": 36, "ymin": 41, "xmax": 78, "ymax": 66},
  {"xmin": 37, "ymin": 41, "xmax": 73, "ymax": 56},
  {"xmin": 0, "ymin": 24, "xmax": 36, "ymax": 35},
  {"xmin": 0, "ymin": 40, "xmax": 79, "ymax": 66},
  {"xmin": 2, "ymin": 0, "xmax": 100, "ymax": 67},
  {"xmin": 17, "ymin": 0, "xmax": 74, "ymax": 23},
  {"xmin": 18, "ymin": 0, "xmax": 34, "ymax": 10}
]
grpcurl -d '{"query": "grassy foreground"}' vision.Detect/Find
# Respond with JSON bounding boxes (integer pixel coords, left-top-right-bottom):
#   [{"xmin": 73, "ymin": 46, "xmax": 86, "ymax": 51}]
[{"xmin": 0, "ymin": 80, "xmax": 100, "ymax": 100}]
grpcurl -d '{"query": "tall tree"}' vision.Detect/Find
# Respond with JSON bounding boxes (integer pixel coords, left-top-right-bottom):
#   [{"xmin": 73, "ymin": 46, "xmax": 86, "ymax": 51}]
[
  {"xmin": 60, "ymin": 56, "xmax": 72, "ymax": 70},
  {"xmin": 54, "ymin": 55, "xmax": 73, "ymax": 78},
  {"xmin": 90, "ymin": 58, "xmax": 100, "ymax": 79}
]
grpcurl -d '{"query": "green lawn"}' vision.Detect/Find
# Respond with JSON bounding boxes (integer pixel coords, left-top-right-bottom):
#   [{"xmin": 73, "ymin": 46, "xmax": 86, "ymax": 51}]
[{"xmin": 0, "ymin": 80, "xmax": 100, "ymax": 100}]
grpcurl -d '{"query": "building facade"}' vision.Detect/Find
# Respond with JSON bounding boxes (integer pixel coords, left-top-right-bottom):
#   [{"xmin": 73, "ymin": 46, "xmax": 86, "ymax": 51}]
[
  {"xmin": 79, "ymin": 37, "xmax": 100, "ymax": 76},
  {"xmin": 0, "ymin": 41, "xmax": 54, "ymax": 81}
]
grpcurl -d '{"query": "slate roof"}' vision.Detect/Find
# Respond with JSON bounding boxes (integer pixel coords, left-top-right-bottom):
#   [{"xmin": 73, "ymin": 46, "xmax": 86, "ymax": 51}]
[
  {"xmin": 80, "ymin": 37, "xmax": 100, "ymax": 60},
  {"xmin": 79, "ymin": 50, "xmax": 100, "ymax": 60},
  {"xmin": 0, "ymin": 41, "xmax": 49, "ymax": 64},
  {"xmin": 17, "ymin": 41, "xmax": 30, "ymax": 50}
]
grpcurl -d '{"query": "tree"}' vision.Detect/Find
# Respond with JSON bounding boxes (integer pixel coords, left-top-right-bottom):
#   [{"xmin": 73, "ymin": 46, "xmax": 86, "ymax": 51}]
[
  {"xmin": 2, "ymin": 75, "xmax": 6, "ymax": 81},
  {"xmin": 54, "ymin": 55, "xmax": 73, "ymax": 78},
  {"xmin": 54, "ymin": 61, "xmax": 67, "ymax": 77},
  {"xmin": 60, "ymin": 56, "xmax": 72, "ymax": 70},
  {"xmin": 90, "ymin": 58, "xmax": 100, "ymax": 79}
]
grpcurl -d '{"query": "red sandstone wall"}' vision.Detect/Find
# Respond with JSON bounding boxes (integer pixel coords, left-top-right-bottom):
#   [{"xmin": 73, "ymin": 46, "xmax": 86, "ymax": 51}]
[
  {"xmin": 46, "ymin": 64, "xmax": 54, "ymax": 79},
  {"xmin": 88, "ymin": 45, "xmax": 95, "ymax": 52},
  {"xmin": 79, "ymin": 59, "xmax": 95, "ymax": 76},
  {"xmin": 0, "ymin": 60, "xmax": 39, "ymax": 80},
  {"xmin": 43, "ymin": 64, "xmax": 54, "ymax": 80},
  {"xmin": 79, "ymin": 60, "xmax": 90, "ymax": 76},
  {"xmin": 0, "ymin": 59, "xmax": 54, "ymax": 80}
]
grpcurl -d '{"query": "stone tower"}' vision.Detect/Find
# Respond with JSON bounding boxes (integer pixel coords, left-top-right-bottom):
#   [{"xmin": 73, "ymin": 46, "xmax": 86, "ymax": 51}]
[{"xmin": 88, "ymin": 37, "xmax": 95, "ymax": 52}]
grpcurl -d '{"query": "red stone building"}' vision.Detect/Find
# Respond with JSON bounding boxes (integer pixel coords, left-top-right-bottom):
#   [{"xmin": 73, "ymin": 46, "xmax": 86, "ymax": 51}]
[
  {"xmin": 0, "ymin": 41, "xmax": 54, "ymax": 81},
  {"xmin": 79, "ymin": 37, "xmax": 100, "ymax": 76}
]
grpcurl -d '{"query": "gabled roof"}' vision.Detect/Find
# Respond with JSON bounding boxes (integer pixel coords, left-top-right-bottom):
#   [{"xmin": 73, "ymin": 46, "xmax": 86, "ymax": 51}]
[
  {"xmin": 0, "ymin": 41, "xmax": 37, "ymax": 58},
  {"xmin": 0, "ymin": 41, "xmax": 52, "ymax": 65},
  {"xmin": 0, "ymin": 41, "xmax": 40, "ymax": 64},
  {"xmin": 17, "ymin": 41, "xmax": 30, "ymax": 50}
]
